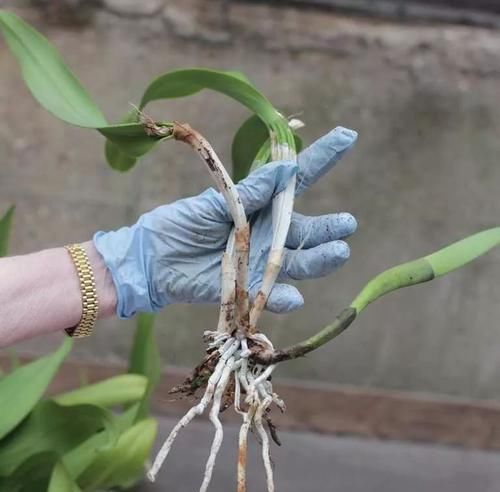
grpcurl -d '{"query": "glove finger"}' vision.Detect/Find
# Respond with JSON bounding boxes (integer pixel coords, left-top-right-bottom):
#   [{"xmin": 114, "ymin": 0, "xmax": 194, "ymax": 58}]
[
  {"xmin": 286, "ymin": 212, "xmax": 357, "ymax": 249},
  {"xmin": 249, "ymin": 282, "xmax": 304, "ymax": 313},
  {"xmin": 296, "ymin": 127, "xmax": 358, "ymax": 196},
  {"xmin": 234, "ymin": 160, "xmax": 298, "ymax": 217},
  {"xmin": 280, "ymin": 240, "xmax": 350, "ymax": 281}
]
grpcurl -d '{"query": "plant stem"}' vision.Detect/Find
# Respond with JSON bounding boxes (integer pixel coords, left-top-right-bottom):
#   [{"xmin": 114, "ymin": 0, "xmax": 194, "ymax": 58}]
[
  {"xmin": 217, "ymin": 252, "xmax": 236, "ymax": 333},
  {"xmin": 249, "ymin": 122, "xmax": 297, "ymax": 331},
  {"xmin": 253, "ymin": 307, "xmax": 357, "ymax": 364},
  {"xmin": 173, "ymin": 122, "xmax": 250, "ymax": 335},
  {"xmin": 252, "ymin": 248, "xmax": 438, "ymax": 364}
]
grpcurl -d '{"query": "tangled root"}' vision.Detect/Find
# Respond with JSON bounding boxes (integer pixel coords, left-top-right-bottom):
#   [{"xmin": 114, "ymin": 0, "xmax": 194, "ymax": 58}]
[{"xmin": 148, "ymin": 331, "xmax": 282, "ymax": 492}]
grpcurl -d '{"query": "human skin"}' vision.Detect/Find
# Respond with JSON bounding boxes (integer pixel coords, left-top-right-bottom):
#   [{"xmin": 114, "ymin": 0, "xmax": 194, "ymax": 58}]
[{"xmin": 0, "ymin": 241, "xmax": 116, "ymax": 347}]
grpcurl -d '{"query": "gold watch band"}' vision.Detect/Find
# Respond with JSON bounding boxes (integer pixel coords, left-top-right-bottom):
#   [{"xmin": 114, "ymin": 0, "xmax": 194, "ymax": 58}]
[{"xmin": 65, "ymin": 244, "xmax": 99, "ymax": 338}]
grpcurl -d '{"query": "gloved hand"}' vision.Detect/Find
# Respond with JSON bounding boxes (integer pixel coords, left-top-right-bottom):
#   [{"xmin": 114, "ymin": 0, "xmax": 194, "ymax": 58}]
[{"xmin": 94, "ymin": 127, "xmax": 358, "ymax": 318}]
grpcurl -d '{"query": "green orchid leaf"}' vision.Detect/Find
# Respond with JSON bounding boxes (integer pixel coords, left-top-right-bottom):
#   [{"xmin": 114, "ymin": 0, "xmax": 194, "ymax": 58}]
[
  {"xmin": 0, "ymin": 338, "xmax": 72, "ymax": 440},
  {"xmin": 8, "ymin": 351, "xmax": 21, "ymax": 371},
  {"xmin": 62, "ymin": 430, "xmax": 112, "ymax": 480},
  {"xmin": 284, "ymin": 227, "xmax": 500, "ymax": 361},
  {"xmin": 115, "ymin": 403, "xmax": 141, "ymax": 431},
  {"xmin": 1, "ymin": 12, "xmax": 296, "ymax": 170},
  {"xmin": 0, "ymin": 206, "xmax": 15, "ymax": 258},
  {"xmin": 350, "ymin": 259, "xmax": 434, "ymax": 313},
  {"xmin": 0, "ymin": 10, "xmax": 106, "ymax": 128},
  {"xmin": 232, "ymin": 114, "xmax": 269, "ymax": 182},
  {"xmin": 0, "ymin": 401, "xmax": 116, "ymax": 477},
  {"xmin": 351, "ymin": 227, "xmax": 500, "ymax": 312},
  {"xmin": 140, "ymin": 68, "xmax": 279, "ymax": 125},
  {"xmin": 139, "ymin": 68, "xmax": 299, "ymax": 169},
  {"xmin": 231, "ymin": 114, "xmax": 304, "ymax": 181},
  {"xmin": 142, "ymin": 67, "xmax": 300, "ymax": 161},
  {"xmin": 128, "ymin": 313, "xmax": 161, "ymax": 422},
  {"xmin": 0, "ymin": 451, "xmax": 58, "ymax": 492},
  {"xmin": 61, "ymin": 405, "xmax": 139, "ymax": 480},
  {"xmin": 252, "ymin": 138, "xmax": 272, "ymax": 170},
  {"xmin": 425, "ymin": 227, "xmax": 500, "ymax": 277},
  {"xmin": 140, "ymin": 67, "xmax": 300, "ymax": 158},
  {"xmin": 224, "ymin": 70, "xmax": 253, "ymax": 83},
  {"xmin": 140, "ymin": 68, "xmax": 282, "ymax": 124},
  {"xmin": 105, "ymin": 140, "xmax": 138, "ymax": 172},
  {"xmin": 48, "ymin": 462, "xmax": 82, "ymax": 492},
  {"xmin": 53, "ymin": 374, "xmax": 147, "ymax": 408},
  {"xmin": 0, "ymin": 12, "xmax": 160, "ymax": 167},
  {"xmin": 75, "ymin": 418, "xmax": 157, "ymax": 490},
  {"xmin": 98, "ymin": 122, "xmax": 169, "ymax": 157},
  {"xmin": 104, "ymin": 110, "xmax": 141, "ymax": 171}
]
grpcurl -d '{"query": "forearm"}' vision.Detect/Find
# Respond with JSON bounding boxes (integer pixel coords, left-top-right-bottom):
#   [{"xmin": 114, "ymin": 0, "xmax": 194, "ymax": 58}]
[{"xmin": 0, "ymin": 241, "xmax": 117, "ymax": 347}]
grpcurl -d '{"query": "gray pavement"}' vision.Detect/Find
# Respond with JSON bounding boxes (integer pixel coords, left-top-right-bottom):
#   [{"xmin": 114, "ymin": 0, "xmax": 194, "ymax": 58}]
[{"xmin": 136, "ymin": 417, "xmax": 500, "ymax": 492}]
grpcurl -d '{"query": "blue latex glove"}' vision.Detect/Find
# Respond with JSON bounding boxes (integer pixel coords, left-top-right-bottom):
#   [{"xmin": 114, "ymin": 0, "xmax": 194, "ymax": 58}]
[{"xmin": 94, "ymin": 127, "xmax": 358, "ymax": 318}]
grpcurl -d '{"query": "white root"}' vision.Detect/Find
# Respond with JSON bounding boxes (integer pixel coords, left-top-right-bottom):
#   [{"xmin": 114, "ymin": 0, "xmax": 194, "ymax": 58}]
[
  {"xmin": 253, "ymin": 371, "xmax": 277, "ymax": 492},
  {"xmin": 240, "ymin": 338, "xmax": 251, "ymax": 358},
  {"xmin": 149, "ymin": 332, "xmax": 283, "ymax": 492},
  {"xmin": 252, "ymin": 364, "xmax": 276, "ymax": 388},
  {"xmin": 204, "ymin": 330, "xmax": 228, "ymax": 344},
  {"xmin": 208, "ymin": 335, "xmax": 229, "ymax": 350},
  {"xmin": 147, "ymin": 395, "xmax": 206, "ymax": 481},
  {"xmin": 200, "ymin": 358, "xmax": 235, "ymax": 492},
  {"xmin": 147, "ymin": 340, "xmax": 239, "ymax": 482},
  {"xmin": 238, "ymin": 361, "xmax": 278, "ymax": 492},
  {"xmin": 234, "ymin": 370, "xmax": 244, "ymax": 415},
  {"xmin": 219, "ymin": 337, "xmax": 238, "ymax": 357},
  {"xmin": 236, "ymin": 358, "xmax": 253, "ymax": 492},
  {"xmin": 255, "ymin": 395, "xmax": 274, "ymax": 492},
  {"xmin": 251, "ymin": 333, "xmax": 275, "ymax": 349},
  {"xmin": 272, "ymin": 392, "xmax": 286, "ymax": 413},
  {"xmin": 237, "ymin": 402, "xmax": 258, "ymax": 492}
]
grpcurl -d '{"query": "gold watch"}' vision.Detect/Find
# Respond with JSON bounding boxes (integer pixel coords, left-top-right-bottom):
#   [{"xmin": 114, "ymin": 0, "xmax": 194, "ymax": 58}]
[{"xmin": 64, "ymin": 243, "xmax": 99, "ymax": 338}]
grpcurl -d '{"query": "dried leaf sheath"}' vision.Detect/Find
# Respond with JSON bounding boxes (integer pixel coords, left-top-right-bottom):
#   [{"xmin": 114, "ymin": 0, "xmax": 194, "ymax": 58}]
[
  {"xmin": 218, "ymin": 252, "xmax": 236, "ymax": 333},
  {"xmin": 173, "ymin": 122, "xmax": 250, "ymax": 335},
  {"xmin": 249, "ymin": 129, "xmax": 298, "ymax": 331}
]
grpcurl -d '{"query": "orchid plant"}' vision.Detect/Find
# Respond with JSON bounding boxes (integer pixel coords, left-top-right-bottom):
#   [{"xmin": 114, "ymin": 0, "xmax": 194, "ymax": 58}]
[{"xmin": 1, "ymin": 10, "xmax": 499, "ymax": 492}]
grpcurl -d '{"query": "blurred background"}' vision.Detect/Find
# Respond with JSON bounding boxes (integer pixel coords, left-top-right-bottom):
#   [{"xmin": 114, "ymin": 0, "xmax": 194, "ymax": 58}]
[{"xmin": 1, "ymin": 0, "xmax": 500, "ymax": 490}]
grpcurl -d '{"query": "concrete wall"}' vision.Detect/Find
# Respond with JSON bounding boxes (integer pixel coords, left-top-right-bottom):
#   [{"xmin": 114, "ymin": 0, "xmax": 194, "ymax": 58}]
[{"xmin": 1, "ymin": 1, "xmax": 499, "ymax": 399}]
